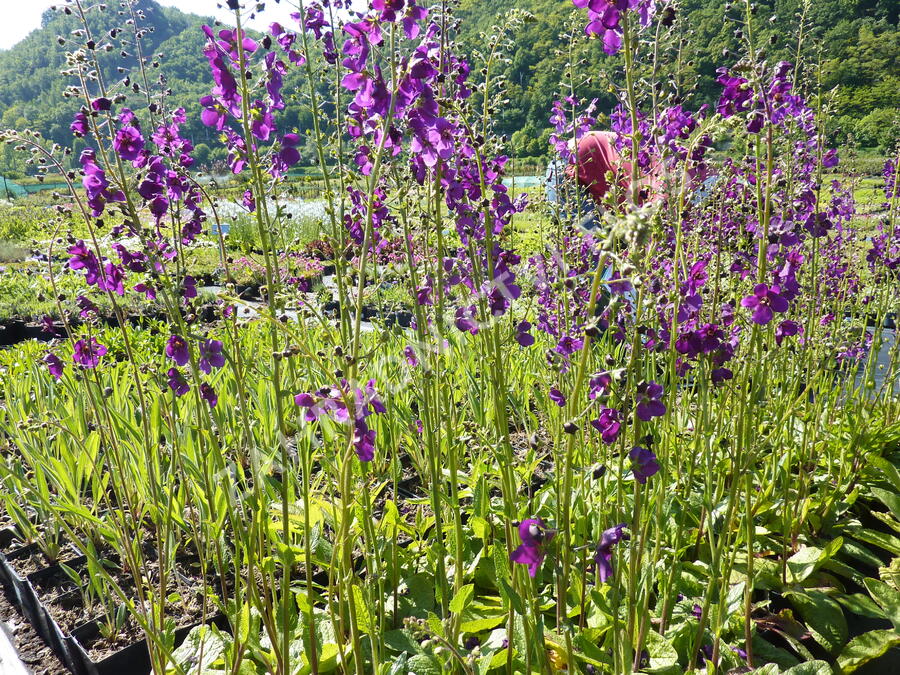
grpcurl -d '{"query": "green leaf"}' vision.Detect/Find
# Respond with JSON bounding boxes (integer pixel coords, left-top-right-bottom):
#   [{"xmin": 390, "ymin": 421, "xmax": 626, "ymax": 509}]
[
  {"xmin": 786, "ymin": 590, "xmax": 849, "ymax": 654},
  {"xmin": 459, "ymin": 613, "xmax": 506, "ymax": 633},
  {"xmin": 724, "ymin": 581, "xmax": 746, "ymax": 619},
  {"xmin": 470, "ymin": 516, "xmax": 490, "ymax": 541},
  {"xmin": 383, "ymin": 629, "xmax": 421, "ymax": 656},
  {"xmin": 351, "ymin": 584, "xmax": 372, "ymax": 633},
  {"xmin": 835, "ymin": 593, "xmax": 887, "ymax": 620},
  {"xmin": 787, "ymin": 546, "xmax": 829, "ymax": 583},
  {"xmin": 643, "ymin": 629, "xmax": 679, "ymax": 672},
  {"xmin": 752, "ymin": 665, "xmax": 782, "ymax": 675},
  {"xmin": 869, "ymin": 456, "xmax": 900, "ymax": 493},
  {"xmin": 493, "ymin": 542, "xmax": 511, "ymax": 584},
  {"xmin": 853, "ymin": 529, "xmax": 900, "ymax": 556},
  {"xmin": 864, "ymin": 577, "xmax": 900, "ymax": 632},
  {"xmin": 403, "ymin": 574, "xmax": 436, "ymax": 613},
  {"xmin": 450, "ymin": 583, "xmax": 475, "ymax": 614},
  {"xmin": 573, "ymin": 634, "xmax": 607, "ymax": 667},
  {"xmin": 388, "ymin": 654, "xmax": 409, "ymax": 675},
  {"xmin": 837, "ymin": 629, "xmax": 900, "ymax": 673},
  {"xmin": 841, "ymin": 539, "xmax": 886, "ymax": 570},
  {"xmin": 752, "ymin": 634, "xmax": 800, "ymax": 669},
  {"xmin": 783, "ymin": 661, "xmax": 832, "ymax": 674},
  {"xmin": 406, "ymin": 654, "xmax": 443, "ymax": 675},
  {"xmin": 497, "ymin": 576, "xmax": 525, "ymax": 614},
  {"xmin": 871, "ymin": 487, "xmax": 900, "ymax": 522}
]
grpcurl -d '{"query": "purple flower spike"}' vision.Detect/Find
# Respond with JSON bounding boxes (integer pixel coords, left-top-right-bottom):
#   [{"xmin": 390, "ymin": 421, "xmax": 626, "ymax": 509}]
[
  {"xmin": 198, "ymin": 339, "xmax": 225, "ymax": 373},
  {"xmin": 594, "ymin": 523, "xmax": 628, "ymax": 583},
  {"xmin": 72, "ymin": 338, "xmax": 107, "ymax": 369},
  {"xmin": 165, "ymin": 334, "xmax": 190, "ymax": 367},
  {"xmin": 635, "ymin": 381, "xmax": 666, "ymax": 422},
  {"xmin": 510, "ymin": 518, "xmax": 555, "ymax": 578},
  {"xmin": 630, "ymin": 446, "xmax": 660, "ymax": 485},
  {"xmin": 740, "ymin": 284, "xmax": 789, "ymax": 325}
]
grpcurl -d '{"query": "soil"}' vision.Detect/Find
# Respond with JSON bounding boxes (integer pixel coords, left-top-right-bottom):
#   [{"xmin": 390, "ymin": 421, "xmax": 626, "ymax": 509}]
[
  {"xmin": 78, "ymin": 617, "xmax": 145, "ymax": 664},
  {"xmin": 0, "ymin": 523, "xmax": 229, "ymax": 667},
  {"xmin": 0, "ymin": 584, "xmax": 67, "ymax": 675}
]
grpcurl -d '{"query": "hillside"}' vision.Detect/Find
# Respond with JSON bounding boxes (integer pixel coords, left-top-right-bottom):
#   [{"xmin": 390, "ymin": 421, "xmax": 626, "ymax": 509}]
[
  {"xmin": 0, "ymin": 0, "xmax": 896, "ymax": 173},
  {"xmin": 455, "ymin": 0, "xmax": 899, "ymax": 154}
]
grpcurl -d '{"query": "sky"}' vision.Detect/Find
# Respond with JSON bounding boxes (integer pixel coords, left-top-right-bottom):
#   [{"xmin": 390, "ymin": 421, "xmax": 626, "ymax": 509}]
[{"xmin": 0, "ymin": 2, "xmax": 305, "ymax": 51}]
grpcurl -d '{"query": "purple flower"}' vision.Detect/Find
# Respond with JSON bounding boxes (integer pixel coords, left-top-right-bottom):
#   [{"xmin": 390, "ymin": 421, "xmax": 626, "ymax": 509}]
[
  {"xmin": 90, "ymin": 97, "xmax": 111, "ymax": 111},
  {"xmin": 515, "ymin": 321, "xmax": 535, "ymax": 347},
  {"xmin": 294, "ymin": 392, "xmax": 320, "ymax": 421},
  {"xmin": 555, "ymin": 334, "xmax": 584, "ymax": 357},
  {"xmin": 510, "ymin": 518, "xmax": 555, "ymax": 578},
  {"xmin": 404, "ymin": 345, "xmax": 419, "ymax": 366},
  {"xmin": 635, "ymin": 381, "xmax": 666, "ymax": 422},
  {"xmin": 166, "ymin": 334, "xmax": 190, "ymax": 366},
  {"xmin": 716, "ymin": 71, "xmax": 753, "ymax": 117},
  {"xmin": 102, "ymin": 263, "xmax": 125, "ymax": 295},
  {"xmin": 183, "ymin": 275, "xmax": 198, "ymax": 300},
  {"xmin": 590, "ymin": 407, "xmax": 622, "ymax": 444},
  {"xmin": 79, "ymin": 149, "xmax": 124, "ymax": 217},
  {"xmin": 167, "ymin": 368, "xmax": 190, "ymax": 396},
  {"xmin": 775, "ymin": 320, "xmax": 802, "ymax": 346},
  {"xmin": 44, "ymin": 353, "xmax": 65, "ymax": 379},
  {"xmin": 593, "ymin": 523, "xmax": 628, "ymax": 583},
  {"xmin": 72, "ymin": 338, "xmax": 107, "ymax": 369},
  {"xmin": 711, "ymin": 367, "xmax": 733, "ymax": 385},
  {"xmin": 70, "ymin": 111, "xmax": 88, "ymax": 137},
  {"xmin": 113, "ymin": 123, "xmax": 145, "ymax": 162},
  {"xmin": 67, "ymin": 240, "xmax": 102, "ymax": 286},
  {"xmin": 200, "ymin": 97, "xmax": 227, "ymax": 130},
  {"xmin": 41, "ymin": 315, "xmax": 61, "ymax": 337},
  {"xmin": 416, "ymin": 279, "xmax": 433, "ymax": 306},
  {"xmin": 198, "ymin": 339, "xmax": 225, "ymax": 373},
  {"xmin": 76, "ymin": 295, "xmax": 97, "ymax": 318},
  {"xmin": 352, "ymin": 421, "xmax": 376, "ymax": 462},
  {"xmin": 134, "ymin": 283, "xmax": 156, "ymax": 300},
  {"xmin": 200, "ymin": 383, "xmax": 218, "ymax": 408},
  {"xmin": 549, "ymin": 387, "xmax": 566, "ymax": 407},
  {"xmin": 455, "ymin": 305, "xmax": 480, "ymax": 335},
  {"xmin": 740, "ymin": 284, "xmax": 789, "ymax": 325},
  {"xmin": 294, "ymin": 380, "xmax": 385, "ymax": 462},
  {"xmin": 630, "ymin": 446, "xmax": 660, "ymax": 485}
]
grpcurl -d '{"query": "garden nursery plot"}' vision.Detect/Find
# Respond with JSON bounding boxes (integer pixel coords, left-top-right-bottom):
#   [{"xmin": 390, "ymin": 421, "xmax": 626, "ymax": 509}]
[{"xmin": 0, "ymin": 1, "xmax": 898, "ymax": 674}]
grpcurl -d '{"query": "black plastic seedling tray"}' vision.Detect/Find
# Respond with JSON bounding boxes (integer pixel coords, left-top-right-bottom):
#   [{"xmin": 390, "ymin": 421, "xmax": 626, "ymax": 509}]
[{"xmin": 0, "ymin": 527, "xmax": 228, "ymax": 675}]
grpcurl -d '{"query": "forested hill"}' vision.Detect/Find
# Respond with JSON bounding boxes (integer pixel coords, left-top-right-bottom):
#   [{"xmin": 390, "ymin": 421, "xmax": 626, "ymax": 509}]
[
  {"xmin": 0, "ymin": 2, "xmax": 214, "ymax": 152},
  {"xmin": 455, "ymin": 0, "xmax": 898, "ymax": 155},
  {"xmin": 0, "ymin": 0, "xmax": 896, "ymax": 171}
]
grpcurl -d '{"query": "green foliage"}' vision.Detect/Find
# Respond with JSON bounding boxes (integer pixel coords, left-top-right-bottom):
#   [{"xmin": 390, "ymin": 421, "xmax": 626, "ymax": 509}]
[
  {"xmin": 0, "ymin": 1, "xmax": 318, "ymax": 169},
  {"xmin": 1, "ymin": 1, "xmax": 896, "ymax": 165},
  {"xmin": 453, "ymin": 0, "xmax": 898, "ymax": 153}
]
